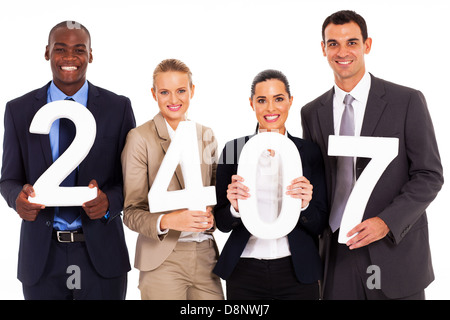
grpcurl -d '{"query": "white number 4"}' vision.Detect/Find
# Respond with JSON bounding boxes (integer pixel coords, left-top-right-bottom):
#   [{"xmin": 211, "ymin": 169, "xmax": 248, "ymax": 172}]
[
  {"xmin": 148, "ymin": 121, "xmax": 216, "ymax": 212},
  {"xmin": 328, "ymin": 135, "xmax": 399, "ymax": 244}
]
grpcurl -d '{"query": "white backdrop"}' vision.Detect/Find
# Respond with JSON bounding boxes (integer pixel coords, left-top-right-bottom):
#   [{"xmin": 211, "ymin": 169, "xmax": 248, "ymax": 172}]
[{"xmin": 0, "ymin": 0, "xmax": 449, "ymax": 300}]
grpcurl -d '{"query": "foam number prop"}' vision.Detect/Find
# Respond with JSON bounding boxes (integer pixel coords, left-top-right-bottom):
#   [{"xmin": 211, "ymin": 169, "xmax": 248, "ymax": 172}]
[
  {"xmin": 237, "ymin": 132, "xmax": 303, "ymax": 240},
  {"xmin": 328, "ymin": 135, "xmax": 399, "ymax": 244},
  {"xmin": 28, "ymin": 100, "xmax": 97, "ymax": 206},
  {"xmin": 148, "ymin": 121, "xmax": 216, "ymax": 212}
]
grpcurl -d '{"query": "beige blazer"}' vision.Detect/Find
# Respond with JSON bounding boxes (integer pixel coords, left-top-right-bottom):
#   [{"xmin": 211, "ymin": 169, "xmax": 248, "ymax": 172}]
[{"xmin": 121, "ymin": 112, "xmax": 218, "ymax": 271}]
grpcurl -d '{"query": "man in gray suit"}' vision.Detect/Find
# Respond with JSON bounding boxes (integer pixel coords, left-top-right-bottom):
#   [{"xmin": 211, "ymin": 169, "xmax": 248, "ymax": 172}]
[{"xmin": 301, "ymin": 10, "xmax": 443, "ymax": 299}]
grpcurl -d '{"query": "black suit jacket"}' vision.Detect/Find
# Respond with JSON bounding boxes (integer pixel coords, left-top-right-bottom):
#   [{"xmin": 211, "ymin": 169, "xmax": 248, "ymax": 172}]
[
  {"xmin": 213, "ymin": 133, "xmax": 328, "ymax": 284},
  {"xmin": 0, "ymin": 81, "xmax": 135, "ymax": 286},
  {"xmin": 301, "ymin": 74, "xmax": 444, "ymax": 298}
]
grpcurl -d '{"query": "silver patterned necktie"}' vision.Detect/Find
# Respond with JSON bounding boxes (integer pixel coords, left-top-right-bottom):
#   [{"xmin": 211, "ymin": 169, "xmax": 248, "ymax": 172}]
[{"xmin": 329, "ymin": 94, "xmax": 355, "ymax": 232}]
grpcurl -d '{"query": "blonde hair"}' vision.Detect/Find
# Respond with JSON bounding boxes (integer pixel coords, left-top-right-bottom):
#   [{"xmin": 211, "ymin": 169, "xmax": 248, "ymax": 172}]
[{"xmin": 152, "ymin": 58, "xmax": 193, "ymax": 89}]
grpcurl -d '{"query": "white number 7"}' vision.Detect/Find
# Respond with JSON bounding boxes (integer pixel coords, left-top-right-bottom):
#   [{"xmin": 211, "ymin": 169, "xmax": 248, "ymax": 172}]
[
  {"xmin": 328, "ymin": 135, "xmax": 399, "ymax": 244},
  {"xmin": 28, "ymin": 100, "xmax": 97, "ymax": 206}
]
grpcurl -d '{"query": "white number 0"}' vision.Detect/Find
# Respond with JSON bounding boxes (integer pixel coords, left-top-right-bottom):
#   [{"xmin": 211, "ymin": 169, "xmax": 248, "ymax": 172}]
[
  {"xmin": 328, "ymin": 135, "xmax": 399, "ymax": 244},
  {"xmin": 28, "ymin": 100, "xmax": 97, "ymax": 206},
  {"xmin": 237, "ymin": 132, "xmax": 303, "ymax": 240}
]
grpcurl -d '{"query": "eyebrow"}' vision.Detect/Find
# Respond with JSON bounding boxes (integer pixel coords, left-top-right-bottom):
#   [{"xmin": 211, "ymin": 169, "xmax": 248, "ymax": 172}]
[
  {"xmin": 326, "ymin": 38, "xmax": 360, "ymax": 44},
  {"xmin": 256, "ymin": 93, "xmax": 285, "ymax": 99},
  {"xmin": 53, "ymin": 43, "xmax": 87, "ymax": 48}
]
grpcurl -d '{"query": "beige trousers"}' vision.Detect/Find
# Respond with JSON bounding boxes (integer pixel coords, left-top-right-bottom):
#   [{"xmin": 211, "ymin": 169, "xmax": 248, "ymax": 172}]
[{"xmin": 138, "ymin": 239, "xmax": 224, "ymax": 300}]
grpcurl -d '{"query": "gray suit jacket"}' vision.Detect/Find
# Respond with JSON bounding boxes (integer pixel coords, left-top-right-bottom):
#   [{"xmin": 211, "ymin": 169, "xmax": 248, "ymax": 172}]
[{"xmin": 301, "ymin": 74, "xmax": 443, "ymax": 298}]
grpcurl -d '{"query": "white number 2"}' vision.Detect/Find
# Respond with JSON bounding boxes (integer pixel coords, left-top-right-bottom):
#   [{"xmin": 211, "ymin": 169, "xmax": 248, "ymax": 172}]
[
  {"xmin": 328, "ymin": 135, "xmax": 399, "ymax": 244},
  {"xmin": 28, "ymin": 100, "xmax": 97, "ymax": 206},
  {"xmin": 148, "ymin": 121, "xmax": 216, "ymax": 212}
]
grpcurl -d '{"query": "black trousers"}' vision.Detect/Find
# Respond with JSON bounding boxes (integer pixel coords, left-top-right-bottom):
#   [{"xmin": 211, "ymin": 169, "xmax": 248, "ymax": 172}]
[
  {"xmin": 22, "ymin": 238, "xmax": 127, "ymax": 300},
  {"xmin": 226, "ymin": 256, "xmax": 320, "ymax": 300}
]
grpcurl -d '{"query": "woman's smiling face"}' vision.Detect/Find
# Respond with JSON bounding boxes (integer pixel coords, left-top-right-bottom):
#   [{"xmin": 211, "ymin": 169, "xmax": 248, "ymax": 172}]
[
  {"xmin": 250, "ymin": 79, "xmax": 293, "ymax": 135},
  {"xmin": 151, "ymin": 71, "xmax": 194, "ymax": 130}
]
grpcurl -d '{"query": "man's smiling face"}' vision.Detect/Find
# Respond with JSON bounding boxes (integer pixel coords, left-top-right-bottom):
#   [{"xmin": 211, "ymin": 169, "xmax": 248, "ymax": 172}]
[
  {"xmin": 321, "ymin": 21, "xmax": 372, "ymax": 91},
  {"xmin": 45, "ymin": 26, "xmax": 92, "ymax": 96}
]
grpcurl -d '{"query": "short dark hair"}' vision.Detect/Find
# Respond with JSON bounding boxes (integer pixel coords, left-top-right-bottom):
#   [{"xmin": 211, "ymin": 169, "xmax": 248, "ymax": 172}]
[
  {"xmin": 250, "ymin": 69, "xmax": 291, "ymax": 99},
  {"xmin": 48, "ymin": 21, "xmax": 91, "ymax": 47},
  {"xmin": 322, "ymin": 10, "xmax": 368, "ymax": 42}
]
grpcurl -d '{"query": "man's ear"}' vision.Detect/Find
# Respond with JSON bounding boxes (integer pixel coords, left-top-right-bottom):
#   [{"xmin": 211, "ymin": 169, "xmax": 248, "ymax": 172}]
[{"xmin": 45, "ymin": 45, "xmax": 50, "ymax": 61}]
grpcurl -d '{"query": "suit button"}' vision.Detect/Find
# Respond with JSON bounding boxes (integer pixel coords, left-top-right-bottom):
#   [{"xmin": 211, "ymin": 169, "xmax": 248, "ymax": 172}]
[
  {"xmin": 45, "ymin": 220, "xmax": 52, "ymax": 227},
  {"xmin": 401, "ymin": 225, "xmax": 411, "ymax": 237}
]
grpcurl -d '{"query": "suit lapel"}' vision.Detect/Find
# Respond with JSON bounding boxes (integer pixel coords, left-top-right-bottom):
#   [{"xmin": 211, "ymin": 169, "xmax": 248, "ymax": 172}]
[
  {"xmin": 313, "ymin": 87, "xmax": 338, "ymax": 200},
  {"xmin": 361, "ymin": 75, "xmax": 387, "ymax": 136},
  {"xmin": 317, "ymin": 88, "xmax": 337, "ymax": 178},
  {"xmin": 33, "ymin": 82, "xmax": 53, "ymax": 168},
  {"xmin": 78, "ymin": 82, "xmax": 100, "ymax": 184},
  {"xmin": 85, "ymin": 81, "xmax": 101, "ymax": 122},
  {"xmin": 354, "ymin": 75, "xmax": 388, "ymax": 176},
  {"xmin": 360, "ymin": 74, "xmax": 387, "ymax": 137},
  {"xmin": 154, "ymin": 113, "xmax": 185, "ymax": 189},
  {"xmin": 317, "ymin": 88, "xmax": 335, "ymax": 152}
]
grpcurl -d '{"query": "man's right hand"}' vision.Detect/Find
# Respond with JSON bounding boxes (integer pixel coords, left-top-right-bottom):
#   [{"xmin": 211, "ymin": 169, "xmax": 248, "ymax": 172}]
[{"xmin": 15, "ymin": 184, "xmax": 45, "ymax": 221}]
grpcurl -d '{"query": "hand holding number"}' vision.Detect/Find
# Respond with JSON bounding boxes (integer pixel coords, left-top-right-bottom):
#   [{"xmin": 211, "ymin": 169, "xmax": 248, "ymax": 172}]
[
  {"xmin": 346, "ymin": 217, "xmax": 390, "ymax": 249},
  {"xmin": 286, "ymin": 176, "xmax": 313, "ymax": 209},
  {"xmin": 226, "ymin": 175, "xmax": 250, "ymax": 212},
  {"xmin": 16, "ymin": 184, "xmax": 45, "ymax": 221},
  {"xmin": 160, "ymin": 206, "xmax": 214, "ymax": 232},
  {"xmin": 82, "ymin": 179, "xmax": 109, "ymax": 220}
]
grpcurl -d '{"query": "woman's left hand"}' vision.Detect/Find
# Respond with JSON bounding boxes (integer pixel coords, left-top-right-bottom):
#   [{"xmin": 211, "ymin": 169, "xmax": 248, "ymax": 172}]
[{"xmin": 286, "ymin": 176, "xmax": 313, "ymax": 209}]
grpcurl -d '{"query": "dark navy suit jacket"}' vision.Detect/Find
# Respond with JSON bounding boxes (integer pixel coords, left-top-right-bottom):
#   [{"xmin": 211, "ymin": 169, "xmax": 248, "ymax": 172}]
[
  {"xmin": 213, "ymin": 133, "xmax": 328, "ymax": 284},
  {"xmin": 0, "ymin": 81, "xmax": 135, "ymax": 286}
]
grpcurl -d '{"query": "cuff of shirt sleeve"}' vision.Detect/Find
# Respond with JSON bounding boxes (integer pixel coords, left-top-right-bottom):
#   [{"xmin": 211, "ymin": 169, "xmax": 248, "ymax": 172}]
[
  {"xmin": 157, "ymin": 214, "xmax": 169, "ymax": 235},
  {"xmin": 230, "ymin": 205, "xmax": 241, "ymax": 218}
]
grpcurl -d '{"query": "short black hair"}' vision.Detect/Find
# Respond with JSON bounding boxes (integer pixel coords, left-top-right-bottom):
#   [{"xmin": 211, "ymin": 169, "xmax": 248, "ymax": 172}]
[
  {"xmin": 48, "ymin": 21, "xmax": 91, "ymax": 46},
  {"xmin": 322, "ymin": 10, "xmax": 368, "ymax": 42},
  {"xmin": 250, "ymin": 69, "xmax": 291, "ymax": 99}
]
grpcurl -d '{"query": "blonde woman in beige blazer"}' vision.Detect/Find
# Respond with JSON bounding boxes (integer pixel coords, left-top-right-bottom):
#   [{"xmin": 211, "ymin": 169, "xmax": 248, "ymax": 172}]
[{"xmin": 121, "ymin": 59, "xmax": 223, "ymax": 300}]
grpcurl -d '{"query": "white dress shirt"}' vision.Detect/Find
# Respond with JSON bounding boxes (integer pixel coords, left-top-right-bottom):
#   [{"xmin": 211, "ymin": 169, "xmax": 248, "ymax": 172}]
[
  {"xmin": 156, "ymin": 120, "xmax": 213, "ymax": 243},
  {"xmin": 333, "ymin": 71, "xmax": 371, "ymax": 137}
]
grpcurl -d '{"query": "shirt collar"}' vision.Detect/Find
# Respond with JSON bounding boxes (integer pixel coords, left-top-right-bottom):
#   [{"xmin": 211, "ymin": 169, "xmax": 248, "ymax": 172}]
[
  {"xmin": 334, "ymin": 71, "xmax": 371, "ymax": 106},
  {"xmin": 164, "ymin": 118, "xmax": 176, "ymax": 139},
  {"xmin": 257, "ymin": 128, "xmax": 288, "ymax": 137},
  {"xmin": 47, "ymin": 80, "xmax": 89, "ymax": 107}
]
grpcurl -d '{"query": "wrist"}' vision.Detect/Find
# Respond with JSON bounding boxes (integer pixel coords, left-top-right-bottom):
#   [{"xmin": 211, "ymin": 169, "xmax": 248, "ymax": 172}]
[{"xmin": 160, "ymin": 214, "xmax": 170, "ymax": 231}]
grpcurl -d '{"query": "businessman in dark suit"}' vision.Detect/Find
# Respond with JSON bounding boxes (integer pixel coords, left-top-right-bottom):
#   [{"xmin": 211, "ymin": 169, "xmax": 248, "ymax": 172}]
[
  {"xmin": 0, "ymin": 21, "xmax": 135, "ymax": 299},
  {"xmin": 301, "ymin": 10, "xmax": 443, "ymax": 299}
]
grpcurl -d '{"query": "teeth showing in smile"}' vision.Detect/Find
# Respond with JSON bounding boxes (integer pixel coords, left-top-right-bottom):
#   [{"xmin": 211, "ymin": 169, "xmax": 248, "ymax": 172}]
[
  {"xmin": 168, "ymin": 104, "xmax": 182, "ymax": 111},
  {"xmin": 337, "ymin": 60, "xmax": 352, "ymax": 65},
  {"xmin": 61, "ymin": 66, "xmax": 78, "ymax": 71},
  {"xmin": 264, "ymin": 115, "xmax": 279, "ymax": 121}
]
